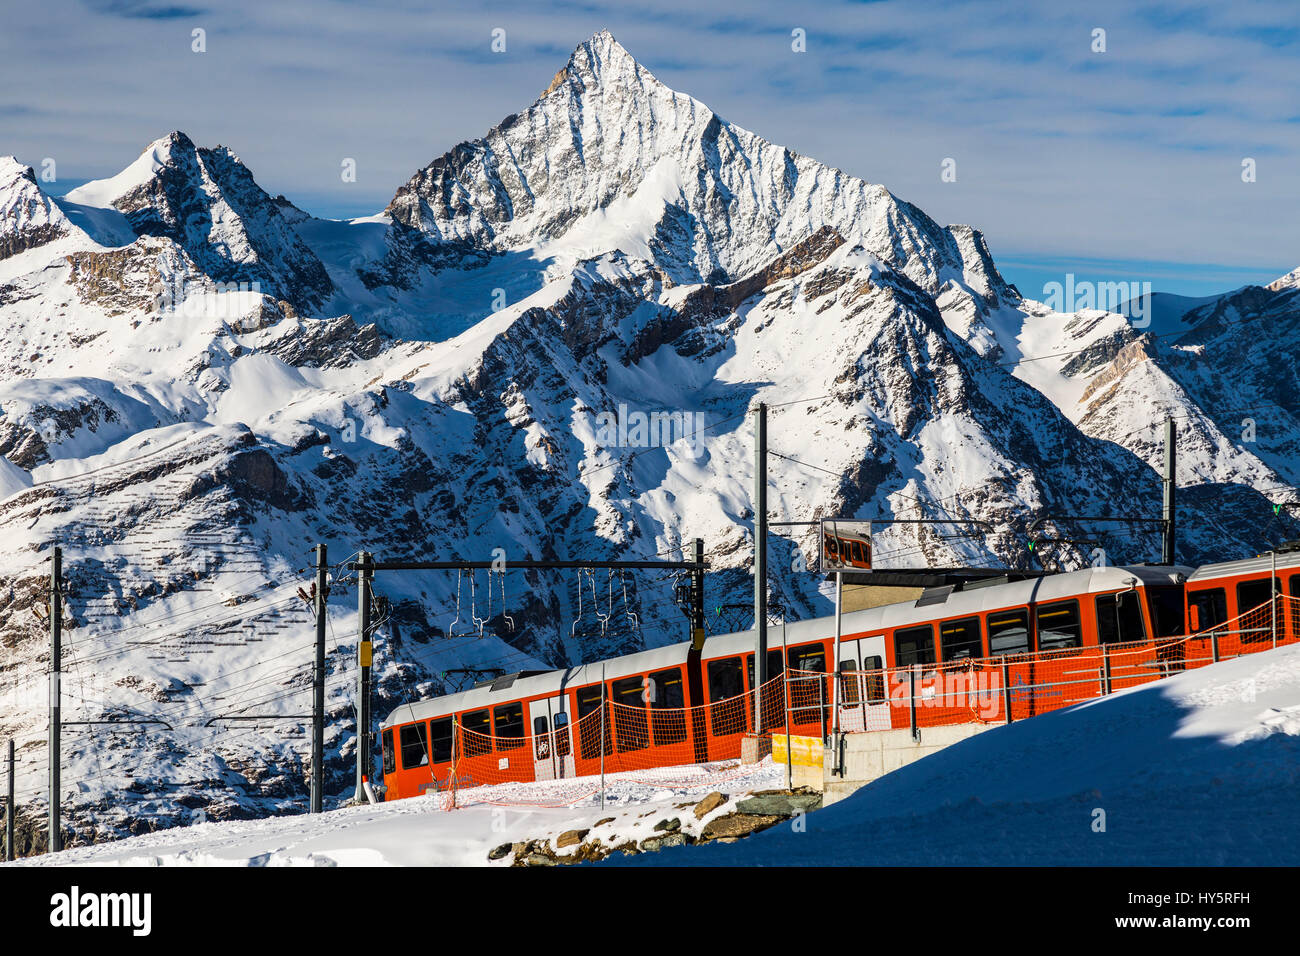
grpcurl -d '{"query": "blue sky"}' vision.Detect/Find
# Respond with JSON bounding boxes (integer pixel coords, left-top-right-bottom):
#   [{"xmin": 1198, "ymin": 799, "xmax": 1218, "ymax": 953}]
[{"xmin": 4, "ymin": 0, "xmax": 1297, "ymax": 296}]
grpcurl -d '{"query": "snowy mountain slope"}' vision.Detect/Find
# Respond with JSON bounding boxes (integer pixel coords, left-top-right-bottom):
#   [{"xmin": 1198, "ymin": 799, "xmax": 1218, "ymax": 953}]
[
  {"xmin": 0, "ymin": 157, "xmax": 77, "ymax": 260},
  {"xmin": 62, "ymin": 132, "xmax": 332, "ymax": 312},
  {"xmin": 937, "ymin": 273, "xmax": 1300, "ymax": 562},
  {"xmin": 0, "ymin": 31, "xmax": 1297, "ymax": 852},
  {"xmin": 619, "ymin": 642, "xmax": 1300, "ymax": 866}
]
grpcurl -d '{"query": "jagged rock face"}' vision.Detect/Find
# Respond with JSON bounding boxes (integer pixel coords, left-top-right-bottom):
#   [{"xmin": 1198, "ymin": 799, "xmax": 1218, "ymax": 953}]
[
  {"xmin": 69, "ymin": 132, "xmax": 332, "ymax": 312},
  {"xmin": 0, "ymin": 30, "xmax": 1297, "ymax": 850},
  {"xmin": 385, "ymin": 30, "xmax": 1007, "ymax": 302},
  {"xmin": 0, "ymin": 157, "xmax": 70, "ymax": 260},
  {"xmin": 65, "ymin": 235, "xmax": 204, "ymax": 316}
]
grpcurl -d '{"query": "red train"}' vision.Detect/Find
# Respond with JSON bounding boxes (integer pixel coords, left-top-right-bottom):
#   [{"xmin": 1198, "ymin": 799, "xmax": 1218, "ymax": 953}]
[{"xmin": 379, "ymin": 549, "xmax": 1300, "ymax": 801}]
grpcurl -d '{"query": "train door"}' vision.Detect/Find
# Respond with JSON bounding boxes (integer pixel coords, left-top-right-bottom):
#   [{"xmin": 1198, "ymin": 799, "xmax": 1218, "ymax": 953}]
[
  {"xmin": 1288, "ymin": 574, "xmax": 1300, "ymax": 642},
  {"xmin": 837, "ymin": 635, "xmax": 890, "ymax": 732},
  {"xmin": 527, "ymin": 696, "xmax": 574, "ymax": 781}
]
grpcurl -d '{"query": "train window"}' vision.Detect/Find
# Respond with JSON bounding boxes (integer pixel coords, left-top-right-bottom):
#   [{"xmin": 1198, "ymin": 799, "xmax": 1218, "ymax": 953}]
[
  {"xmin": 987, "ymin": 608, "xmax": 1031, "ymax": 656},
  {"xmin": 381, "ymin": 728, "xmax": 395, "ymax": 775},
  {"xmin": 1036, "ymin": 600, "xmax": 1082, "ymax": 650},
  {"xmin": 745, "ymin": 650, "xmax": 786, "ymax": 689},
  {"xmin": 708, "ymin": 657, "xmax": 747, "ymax": 736},
  {"xmin": 576, "ymin": 685, "xmax": 611, "ymax": 760},
  {"xmin": 893, "ymin": 625, "xmax": 935, "ymax": 666},
  {"xmin": 493, "ymin": 702, "xmax": 525, "ymax": 750},
  {"xmin": 554, "ymin": 711, "xmax": 572, "ymax": 757},
  {"xmin": 611, "ymin": 677, "xmax": 650, "ymax": 752},
  {"xmin": 430, "ymin": 717, "xmax": 453, "ymax": 764},
  {"xmin": 939, "ymin": 617, "xmax": 982, "ymax": 661},
  {"xmin": 839, "ymin": 660, "xmax": 860, "ymax": 706},
  {"xmin": 1236, "ymin": 578, "xmax": 1280, "ymax": 643},
  {"xmin": 400, "ymin": 722, "xmax": 428, "ymax": 769},
  {"xmin": 1147, "ymin": 586, "xmax": 1185, "ymax": 638},
  {"xmin": 863, "ymin": 655, "xmax": 885, "ymax": 701},
  {"xmin": 788, "ymin": 648, "xmax": 828, "ymax": 726},
  {"xmin": 708, "ymin": 657, "xmax": 745, "ymax": 701},
  {"xmin": 461, "ymin": 709, "xmax": 492, "ymax": 757},
  {"xmin": 789, "ymin": 646, "xmax": 826, "ymax": 674},
  {"xmin": 1095, "ymin": 592, "xmax": 1147, "ymax": 646},
  {"xmin": 648, "ymin": 668, "xmax": 687, "ymax": 746},
  {"xmin": 648, "ymin": 668, "xmax": 685, "ymax": 709},
  {"xmin": 533, "ymin": 715, "xmax": 549, "ymax": 761},
  {"xmin": 612, "ymin": 676, "xmax": 647, "ymax": 707},
  {"xmin": 1189, "ymin": 588, "xmax": 1227, "ymax": 633}
]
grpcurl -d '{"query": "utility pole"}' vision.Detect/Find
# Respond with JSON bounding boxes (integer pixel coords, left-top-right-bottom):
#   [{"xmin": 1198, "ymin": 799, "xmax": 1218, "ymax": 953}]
[
  {"xmin": 311, "ymin": 543, "xmax": 328, "ymax": 814},
  {"xmin": 5, "ymin": 738, "xmax": 13, "ymax": 862},
  {"xmin": 691, "ymin": 538, "xmax": 705, "ymax": 648},
  {"xmin": 831, "ymin": 569, "xmax": 843, "ymax": 764},
  {"xmin": 1162, "ymin": 416, "xmax": 1177, "ymax": 565},
  {"xmin": 753, "ymin": 402, "xmax": 768, "ymax": 734},
  {"xmin": 356, "ymin": 551, "xmax": 373, "ymax": 802},
  {"xmin": 48, "ymin": 545, "xmax": 62, "ymax": 854}
]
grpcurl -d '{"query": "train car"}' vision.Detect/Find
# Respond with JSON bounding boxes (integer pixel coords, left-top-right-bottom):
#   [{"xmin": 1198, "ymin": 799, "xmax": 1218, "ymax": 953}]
[
  {"xmin": 380, "ymin": 562, "xmax": 1191, "ymax": 801},
  {"xmin": 1183, "ymin": 548, "xmax": 1300, "ymax": 657}
]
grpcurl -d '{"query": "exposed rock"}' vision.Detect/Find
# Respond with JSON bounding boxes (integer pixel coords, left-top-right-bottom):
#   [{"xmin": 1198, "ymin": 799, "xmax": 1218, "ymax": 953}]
[
  {"xmin": 640, "ymin": 832, "xmax": 689, "ymax": 853},
  {"xmin": 652, "ymin": 817, "xmax": 681, "ymax": 833},
  {"xmin": 700, "ymin": 813, "xmax": 784, "ymax": 843},
  {"xmin": 0, "ymin": 157, "xmax": 70, "ymax": 260},
  {"xmin": 556, "ymin": 828, "xmax": 589, "ymax": 848},
  {"xmin": 734, "ymin": 790, "xmax": 823, "ymax": 817},
  {"xmin": 694, "ymin": 791, "xmax": 727, "ymax": 819}
]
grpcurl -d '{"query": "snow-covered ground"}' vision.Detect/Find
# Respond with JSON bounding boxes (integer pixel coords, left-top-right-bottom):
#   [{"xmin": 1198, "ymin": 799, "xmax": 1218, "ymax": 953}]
[
  {"xmin": 5, "ymin": 760, "xmax": 784, "ymax": 867},
  {"xmin": 14, "ymin": 644, "xmax": 1300, "ymax": 867},
  {"xmin": 617, "ymin": 642, "xmax": 1300, "ymax": 866}
]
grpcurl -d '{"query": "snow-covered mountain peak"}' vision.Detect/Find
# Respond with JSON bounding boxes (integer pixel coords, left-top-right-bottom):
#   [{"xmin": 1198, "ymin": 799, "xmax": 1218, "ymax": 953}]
[
  {"xmin": 543, "ymin": 29, "xmax": 655, "ymax": 98},
  {"xmin": 1268, "ymin": 266, "xmax": 1300, "ymax": 293},
  {"xmin": 379, "ymin": 32, "xmax": 1014, "ymax": 309},
  {"xmin": 61, "ymin": 130, "xmax": 332, "ymax": 310},
  {"xmin": 63, "ymin": 131, "xmax": 192, "ymax": 209},
  {"xmin": 0, "ymin": 155, "xmax": 73, "ymax": 260}
]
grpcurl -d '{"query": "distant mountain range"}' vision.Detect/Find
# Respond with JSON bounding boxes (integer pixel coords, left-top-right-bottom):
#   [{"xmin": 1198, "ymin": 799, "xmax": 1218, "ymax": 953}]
[{"xmin": 1, "ymin": 30, "xmax": 1296, "ymax": 846}]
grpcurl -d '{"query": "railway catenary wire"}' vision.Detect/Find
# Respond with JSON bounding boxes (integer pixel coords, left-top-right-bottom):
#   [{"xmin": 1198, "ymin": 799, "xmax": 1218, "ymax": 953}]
[{"xmin": 58, "ymin": 594, "xmax": 308, "ymax": 671}]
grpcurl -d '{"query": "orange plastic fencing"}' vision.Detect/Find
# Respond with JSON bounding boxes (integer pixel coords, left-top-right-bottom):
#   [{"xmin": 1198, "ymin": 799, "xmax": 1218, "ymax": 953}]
[
  {"xmin": 824, "ymin": 594, "xmax": 1300, "ymax": 731},
  {"xmin": 406, "ymin": 678, "xmax": 789, "ymax": 809},
  {"xmin": 393, "ymin": 596, "xmax": 1298, "ymax": 808}
]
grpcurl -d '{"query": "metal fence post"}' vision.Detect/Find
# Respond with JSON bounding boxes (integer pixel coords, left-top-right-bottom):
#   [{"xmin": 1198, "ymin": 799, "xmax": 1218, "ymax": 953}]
[
  {"xmin": 599, "ymin": 664, "xmax": 607, "ymax": 811},
  {"xmin": 1211, "ymin": 629, "xmax": 1220, "ymax": 663},
  {"xmin": 908, "ymin": 668, "xmax": 919, "ymax": 743},
  {"xmin": 1271, "ymin": 556, "xmax": 1279, "ymax": 649},
  {"xmin": 5, "ymin": 738, "xmax": 13, "ymax": 862},
  {"xmin": 450, "ymin": 714, "xmax": 459, "ymax": 810},
  {"xmin": 1101, "ymin": 645, "xmax": 1112, "ymax": 695},
  {"xmin": 1001, "ymin": 661, "xmax": 1013, "ymax": 724}
]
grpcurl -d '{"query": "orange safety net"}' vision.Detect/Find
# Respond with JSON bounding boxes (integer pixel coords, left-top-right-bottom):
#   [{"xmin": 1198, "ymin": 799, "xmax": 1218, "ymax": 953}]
[
  {"xmin": 400, "ymin": 678, "xmax": 789, "ymax": 809},
  {"xmin": 824, "ymin": 594, "xmax": 1300, "ymax": 730}
]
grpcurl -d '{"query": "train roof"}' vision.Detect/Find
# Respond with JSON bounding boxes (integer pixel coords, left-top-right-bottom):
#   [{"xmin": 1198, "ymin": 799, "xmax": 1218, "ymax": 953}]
[
  {"xmin": 382, "ymin": 563, "xmax": 1190, "ymax": 730},
  {"xmin": 1187, "ymin": 548, "xmax": 1300, "ymax": 583}
]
